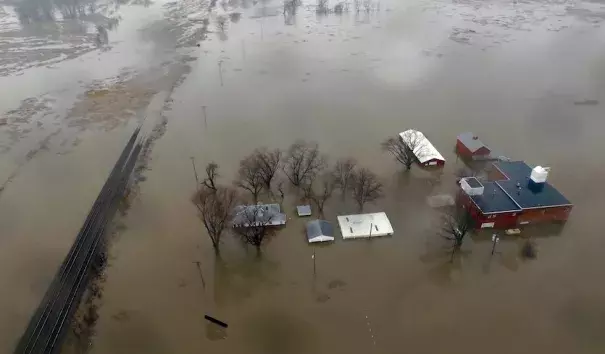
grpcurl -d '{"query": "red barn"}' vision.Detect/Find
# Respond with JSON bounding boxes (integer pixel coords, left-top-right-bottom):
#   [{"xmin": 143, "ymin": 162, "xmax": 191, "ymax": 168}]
[
  {"xmin": 459, "ymin": 161, "xmax": 572, "ymax": 229},
  {"xmin": 456, "ymin": 132, "xmax": 491, "ymax": 159}
]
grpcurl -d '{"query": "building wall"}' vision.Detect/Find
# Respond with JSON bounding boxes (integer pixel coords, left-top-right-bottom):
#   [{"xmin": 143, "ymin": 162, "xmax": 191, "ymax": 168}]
[
  {"xmin": 517, "ymin": 206, "xmax": 572, "ymax": 225},
  {"xmin": 456, "ymin": 140, "xmax": 491, "ymax": 158},
  {"xmin": 421, "ymin": 158, "xmax": 445, "ymax": 167}
]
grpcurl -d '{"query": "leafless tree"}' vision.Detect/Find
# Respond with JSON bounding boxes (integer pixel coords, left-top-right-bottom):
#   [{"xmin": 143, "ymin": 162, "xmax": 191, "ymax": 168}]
[
  {"xmin": 317, "ymin": 0, "xmax": 329, "ymax": 13},
  {"xmin": 332, "ymin": 157, "xmax": 357, "ymax": 196},
  {"xmin": 275, "ymin": 178, "xmax": 286, "ymax": 204},
  {"xmin": 252, "ymin": 147, "xmax": 283, "ymax": 191},
  {"xmin": 440, "ymin": 204, "xmax": 474, "ymax": 261},
  {"xmin": 382, "ymin": 131, "xmax": 426, "ymax": 170},
  {"xmin": 235, "ymin": 157, "xmax": 264, "ymax": 203},
  {"xmin": 232, "ymin": 205, "xmax": 276, "ymax": 253},
  {"xmin": 521, "ymin": 239, "xmax": 538, "ymax": 259},
  {"xmin": 283, "ymin": 141, "xmax": 327, "ymax": 188},
  {"xmin": 202, "ymin": 162, "xmax": 220, "ymax": 191},
  {"xmin": 192, "ymin": 186, "xmax": 238, "ymax": 254},
  {"xmin": 350, "ymin": 168, "xmax": 383, "ymax": 211},
  {"xmin": 303, "ymin": 174, "xmax": 336, "ymax": 216}
]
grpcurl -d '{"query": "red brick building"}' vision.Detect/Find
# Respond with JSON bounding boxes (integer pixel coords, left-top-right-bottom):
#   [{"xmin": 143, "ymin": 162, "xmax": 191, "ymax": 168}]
[{"xmin": 459, "ymin": 161, "xmax": 572, "ymax": 229}]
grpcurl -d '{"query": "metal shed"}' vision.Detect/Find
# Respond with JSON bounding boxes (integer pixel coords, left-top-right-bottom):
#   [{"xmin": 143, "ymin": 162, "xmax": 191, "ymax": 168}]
[{"xmin": 306, "ymin": 220, "xmax": 334, "ymax": 243}]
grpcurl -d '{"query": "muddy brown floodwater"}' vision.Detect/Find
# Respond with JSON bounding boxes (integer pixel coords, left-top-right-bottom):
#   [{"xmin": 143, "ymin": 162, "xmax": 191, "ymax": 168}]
[{"xmin": 2, "ymin": 0, "xmax": 605, "ymax": 353}]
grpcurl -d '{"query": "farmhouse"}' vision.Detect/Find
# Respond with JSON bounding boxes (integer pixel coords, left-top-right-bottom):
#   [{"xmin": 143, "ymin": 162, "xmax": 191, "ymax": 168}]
[
  {"xmin": 456, "ymin": 132, "xmax": 491, "ymax": 159},
  {"xmin": 399, "ymin": 130, "xmax": 445, "ymax": 167},
  {"xmin": 459, "ymin": 161, "xmax": 572, "ymax": 229}
]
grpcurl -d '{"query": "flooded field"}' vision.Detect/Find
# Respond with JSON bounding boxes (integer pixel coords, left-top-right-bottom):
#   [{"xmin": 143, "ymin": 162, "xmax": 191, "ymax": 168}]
[{"xmin": 2, "ymin": 0, "xmax": 605, "ymax": 353}]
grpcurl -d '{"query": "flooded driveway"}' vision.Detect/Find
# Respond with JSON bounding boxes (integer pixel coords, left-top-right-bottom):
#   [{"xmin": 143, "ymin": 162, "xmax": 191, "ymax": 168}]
[{"xmin": 1, "ymin": 0, "xmax": 605, "ymax": 353}]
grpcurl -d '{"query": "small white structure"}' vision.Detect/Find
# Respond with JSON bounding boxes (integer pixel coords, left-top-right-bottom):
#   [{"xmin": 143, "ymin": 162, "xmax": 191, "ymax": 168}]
[
  {"xmin": 460, "ymin": 177, "xmax": 484, "ymax": 196},
  {"xmin": 337, "ymin": 212, "xmax": 394, "ymax": 239},
  {"xmin": 399, "ymin": 129, "xmax": 445, "ymax": 167},
  {"xmin": 530, "ymin": 166, "xmax": 549, "ymax": 183},
  {"xmin": 297, "ymin": 205, "xmax": 312, "ymax": 217},
  {"xmin": 306, "ymin": 220, "xmax": 334, "ymax": 243}
]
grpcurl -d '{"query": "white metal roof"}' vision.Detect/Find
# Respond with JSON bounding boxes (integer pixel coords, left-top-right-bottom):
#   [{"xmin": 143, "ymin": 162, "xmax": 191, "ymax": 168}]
[
  {"xmin": 399, "ymin": 130, "xmax": 445, "ymax": 164},
  {"xmin": 337, "ymin": 212, "xmax": 394, "ymax": 239}
]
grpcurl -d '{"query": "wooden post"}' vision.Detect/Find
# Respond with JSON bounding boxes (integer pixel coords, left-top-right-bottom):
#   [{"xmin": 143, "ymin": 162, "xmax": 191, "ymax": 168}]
[
  {"xmin": 191, "ymin": 157, "xmax": 200, "ymax": 189},
  {"xmin": 202, "ymin": 106, "xmax": 207, "ymax": 127},
  {"xmin": 218, "ymin": 61, "xmax": 223, "ymax": 86}
]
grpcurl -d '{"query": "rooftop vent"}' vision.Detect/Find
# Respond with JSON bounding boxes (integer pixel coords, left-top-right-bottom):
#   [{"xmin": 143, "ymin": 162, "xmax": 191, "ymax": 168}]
[{"xmin": 530, "ymin": 166, "xmax": 550, "ymax": 184}]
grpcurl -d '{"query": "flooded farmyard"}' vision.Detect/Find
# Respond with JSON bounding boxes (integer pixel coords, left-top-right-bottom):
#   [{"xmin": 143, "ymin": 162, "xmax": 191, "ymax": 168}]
[{"xmin": 1, "ymin": 0, "xmax": 605, "ymax": 353}]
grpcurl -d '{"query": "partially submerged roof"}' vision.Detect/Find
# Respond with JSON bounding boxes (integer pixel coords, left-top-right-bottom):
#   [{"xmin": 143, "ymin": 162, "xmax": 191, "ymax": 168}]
[
  {"xmin": 232, "ymin": 204, "xmax": 286, "ymax": 227},
  {"xmin": 493, "ymin": 161, "xmax": 572, "ymax": 209},
  {"xmin": 306, "ymin": 220, "xmax": 334, "ymax": 243},
  {"xmin": 297, "ymin": 205, "xmax": 312, "ymax": 217},
  {"xmin": 337, "ymin": 212, "xmax": 394, "ymax": 239},
  {"xmin": 468, "ymin": 161, "xmax": 572, "ymax": 214},
  {"xmin": 469, "ymin": 182, "xmax": 522, "ymax": 214},
  {"xmin": 457, "ymin": 132, "xmax": 490, "ymax": 153},
  {"xmin": 399, "ymin": 130, "xmax": 445, "ymax": 164}
]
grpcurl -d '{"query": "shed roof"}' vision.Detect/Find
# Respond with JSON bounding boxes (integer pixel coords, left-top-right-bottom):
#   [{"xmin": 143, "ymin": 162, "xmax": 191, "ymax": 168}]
[
  {"xmin": 337, "ymin": 212, "xmax": 394, "ymax": 239},
  {"xmin": 306, "ymin": 220, "xmax": 334, "ymax": 243},
  {"xmin": 493, "ymin": 161, "xmax": 572, "ymax": 209},
  {"xmin": 399, "ymin": 130, "xmax": 445, "ymax": 164},
  {"xmin": 457, "ymin": 132, "xmax": 489, "ymax": 153},
  {"xmin": 232, "ymin": 204, "xmax": 286, "ymax": 227}
]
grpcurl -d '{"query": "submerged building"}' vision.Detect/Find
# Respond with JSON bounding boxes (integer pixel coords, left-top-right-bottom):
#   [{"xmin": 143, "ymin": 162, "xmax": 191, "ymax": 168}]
[{"xmin": 459, "ymin": 161, "xmax": 572, "ymax": 229}]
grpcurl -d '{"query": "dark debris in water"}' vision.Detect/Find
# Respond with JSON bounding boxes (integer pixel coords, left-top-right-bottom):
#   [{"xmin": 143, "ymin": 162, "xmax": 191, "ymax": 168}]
[{"xmin": 573, "ymin": 99, "xmax": 599, "ymax": 106}]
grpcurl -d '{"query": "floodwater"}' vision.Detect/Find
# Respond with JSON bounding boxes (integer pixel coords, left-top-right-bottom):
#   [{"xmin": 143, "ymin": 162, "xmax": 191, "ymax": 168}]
[{"xmin": 1, "ymin": 0, "xmax": 605, "ymax": 353}]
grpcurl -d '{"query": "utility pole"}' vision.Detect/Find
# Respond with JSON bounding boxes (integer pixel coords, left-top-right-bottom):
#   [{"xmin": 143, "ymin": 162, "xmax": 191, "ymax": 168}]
[
  {"xmin": 193, "ymin": 261, "xmax": 206, "ymax": 290},
  {"xmin": 190, "ymin": 157, "xmax": 200, "ymax": 188},
  {"xmin": 218, "ymin": 60, "xmax": 223, "ymax": 86},
  {"xmin": 312, "ymin": 249, "xmax": 316, "ymax": 276},
  {"xmin": 491, "ymin": 234, "xmax": 500, "ymax": 255},
  {"xmin": 202, "ymin": 105, "xmax": 207, "ymax": 127}
]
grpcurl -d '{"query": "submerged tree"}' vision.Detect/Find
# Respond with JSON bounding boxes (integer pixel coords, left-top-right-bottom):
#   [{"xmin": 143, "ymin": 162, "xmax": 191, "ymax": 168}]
[
  {"xmin": 440, "ymin": 204, "xmax": 474, "ymax": 261},
  {"xmin": 235, "ymin": 157, "xmax": 264, "ymax": 203},
  {"xmin": 192, "ymin": 186, "xmax": 238, "ymax": 253},
  {"xmin": 252, "ymin": 147, "xmax": 283, "ymax": 191},
  {"xmin": 332, "ymin": 157, "xmax": 357, "ymax": 197},
  {"xmin": 283, "ymin": 141, "xmax": 326, "ymax": 188},
  {"xmin": 303, "ymin": 174, "xmax": 336, "ymax": 216},
  {"xmin": 202, "ymin": 162, "xmax": 220, "ymax": 191},
  {"xmin": 350, "ymin": 168, "xmax": 383, "ymax": 211},
  {"xmin": 232, "ymin": 205, "xmax": 276, "ymax": 253},
  {"xmin": 381, "ymin": 130, "xmax": 426, "ymax": 170}
]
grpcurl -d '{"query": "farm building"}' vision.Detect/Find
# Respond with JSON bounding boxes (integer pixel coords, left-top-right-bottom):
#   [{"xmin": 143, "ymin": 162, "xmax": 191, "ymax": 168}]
[
  {"xmin": 399, "ymin": 130, "xmax": 445, "ymax": 167},
  {"xmin": 306, "ymin": 220, "xmax": 334, "ymax": 243},
  {"xmin": 456, "ymin": 132, "xmax": 491, "ymax": 159},
  {"xmin": 459, "ymin": 161, "xmax": 572, "ymax": 229},
  {"xmin": 337, "ymin": 212, "xmax": 394, "ymax": 239},
  {"xmin": 232, "ymin": 204, "xmax": 286, "ymax": 227}
]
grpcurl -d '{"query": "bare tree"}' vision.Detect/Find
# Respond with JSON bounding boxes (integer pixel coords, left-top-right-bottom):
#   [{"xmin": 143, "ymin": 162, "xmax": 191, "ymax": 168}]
[
  {"xmin": 350, "ymin": 168, "xmax": 383, "ymax": 211},
  {"xmin": 332, "ymin": 157, "xmax": 357, "ymax": 196},
  {"xmin": 283, "ymin": 141, "xmax": 326, "ymax": 188},
  {"xmin": 192, "ymin": 186, "xmax": 238, "ymax": 254},
  {"xmin": 235, "ymin": 157, "xmax": 264, "ymax": 203},
  {"xmin": 202, "ymin": 162, "xmax": 220, "ymax": 191},
  {"xmin": 253, "ymin": 148, "xmax": 283, "ymax": 191},
  {"xmin": 232, "ymin": 205, "xmax": 276, "ymax": 253},
  {"xmin": 382, "ymin": 131, "xmax": 425, "ymax": 170},
  {"xmin": 440, "ymin": 204, "xmax": 474, "ymax": 261},
  {"xmin": 303, "ymin": 174, "xmax": 336, "ymax": 216}
]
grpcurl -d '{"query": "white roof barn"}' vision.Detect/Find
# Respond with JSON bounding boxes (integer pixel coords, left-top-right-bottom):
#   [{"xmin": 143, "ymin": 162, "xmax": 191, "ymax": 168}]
[{"xmin": 399, "ymin": 129, "xmax": 445, "ymax": 166}]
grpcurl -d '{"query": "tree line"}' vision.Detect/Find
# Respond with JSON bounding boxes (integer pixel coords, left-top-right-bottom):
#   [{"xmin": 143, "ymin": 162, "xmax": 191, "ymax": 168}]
[{"xmin": 192, "ymin": 140, "xmax": 384, "ymax": 254}]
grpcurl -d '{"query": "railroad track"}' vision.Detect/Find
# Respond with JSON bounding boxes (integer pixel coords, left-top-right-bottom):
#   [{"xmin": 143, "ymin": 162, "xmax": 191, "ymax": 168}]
[{"xmin": 15, "ymin": 127, "xmax": 144, "ymax": 354}]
